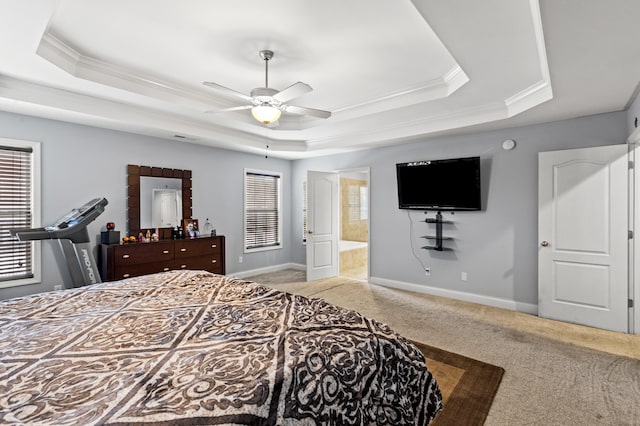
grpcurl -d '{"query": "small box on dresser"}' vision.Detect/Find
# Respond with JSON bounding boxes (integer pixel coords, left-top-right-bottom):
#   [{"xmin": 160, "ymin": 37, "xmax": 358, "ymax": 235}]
[
  {"xmin": 100, "ymin": 235, "xmax": 225, "ymax": 281},
  {"xmin": 100, "ymin": 230, "xmax": 120, "ymax": 244}
]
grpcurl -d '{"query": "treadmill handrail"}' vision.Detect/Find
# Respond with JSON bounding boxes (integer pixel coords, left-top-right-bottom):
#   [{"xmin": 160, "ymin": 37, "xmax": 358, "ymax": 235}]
[{"xmin": 10, "ymin": 198, "xmax": 108, "ymax": 244}]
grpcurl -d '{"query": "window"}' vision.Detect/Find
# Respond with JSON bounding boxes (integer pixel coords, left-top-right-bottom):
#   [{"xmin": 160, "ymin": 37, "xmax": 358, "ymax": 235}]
[
  {"xmin": 244, "ymin": 169, "xmax": 282, "ymax": 252},
  {"xmin": 0, "ymin": 139, "xmax": 41, "ymax": 287},
  {"xmin": 348, "ymin": 184, "xmax": 368, "ymax": 221},
  {"xmin": 348, "ymin": 185, "xmax": 360, "ymax": 221},
  {"xmin": 360, "ymin": 185, "xmax": 368, "ymax": 220}
]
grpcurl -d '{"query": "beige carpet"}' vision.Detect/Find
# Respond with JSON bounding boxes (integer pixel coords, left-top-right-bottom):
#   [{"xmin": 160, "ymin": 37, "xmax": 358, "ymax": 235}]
[{"xmin": 245, "ymin": 269, "xmax": 640, "ymax": 425}]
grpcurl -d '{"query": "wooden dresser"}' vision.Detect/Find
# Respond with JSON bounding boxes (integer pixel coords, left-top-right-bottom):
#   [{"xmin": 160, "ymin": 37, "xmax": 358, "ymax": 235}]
[{"xmin": 99, "ymin": 235, "xmax": 225, "ymax": 281}]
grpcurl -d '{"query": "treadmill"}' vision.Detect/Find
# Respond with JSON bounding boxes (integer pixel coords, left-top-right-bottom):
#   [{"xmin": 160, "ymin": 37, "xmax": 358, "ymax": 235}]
[{"xmin": 10, "ymin": 198, "xmax": 108, "ymax": 288}]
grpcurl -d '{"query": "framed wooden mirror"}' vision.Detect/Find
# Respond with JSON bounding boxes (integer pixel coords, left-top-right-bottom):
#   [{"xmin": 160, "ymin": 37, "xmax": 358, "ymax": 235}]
[{"xmin": 127, "ymin": 165, "xmax": 192, "ymax": 239}]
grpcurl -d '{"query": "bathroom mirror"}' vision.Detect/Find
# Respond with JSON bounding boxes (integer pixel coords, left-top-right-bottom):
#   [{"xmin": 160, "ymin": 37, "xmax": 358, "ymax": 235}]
[{"xmin": 127, "ymin": 165, "xmax": 192, "ymax": 238}]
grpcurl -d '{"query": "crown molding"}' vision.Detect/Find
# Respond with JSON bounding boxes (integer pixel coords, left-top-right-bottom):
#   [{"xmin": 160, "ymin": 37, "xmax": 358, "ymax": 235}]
[
  {"xmin": 36, "ymin": 29, "xmax": 470, "ymax": 128},
  {"xmin": 504, "ymin": 0, "xmax": 553, "ymax": 116},
  {"xmin": 528, "ymin": 0, "xmax": 551, "ymax": 83},
  {"xmin": 0, "ymin": 69, "xmax": 552, "ymax": 157},
  {"xmin": 332, "ymin": 65, "xmax": 469, "ymax": 119},
  {"xmin": 20, "ymin": 4, "xmax": 555, "ymax": 158},
  {"xmin": 443, "ymin": 65, "xmax": 469, "ymax": 95},
  {"xmin": 505, "ymin": 79, "xmax": 553, "ymax": 116},
  {"xmin": 306, "ymin": 101, "xmax": 507, "ymax": 150},
  {"xmin": 36, "ymin": 31, "xmax": 228, "ymax": 111},
  {"xmin": 0, "ymin": 75, "xmax": 292, "ymax": 152}
]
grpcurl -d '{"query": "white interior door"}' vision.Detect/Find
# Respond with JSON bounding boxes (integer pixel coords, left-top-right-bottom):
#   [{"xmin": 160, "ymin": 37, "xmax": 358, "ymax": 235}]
[
  {"xmin": 306, "ymin": 171, "xmax": 339, "ymax": 281},
  {"xmin": 538, "ymin": 144, "xmax": 629, "ymax": 333}
]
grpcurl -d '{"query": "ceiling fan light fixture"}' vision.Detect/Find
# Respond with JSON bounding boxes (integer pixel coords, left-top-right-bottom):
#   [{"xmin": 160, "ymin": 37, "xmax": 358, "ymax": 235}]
[
  {"xmin": 251, "ymin": 104, "xmax": 281, "ymax": 125},
  {"xmin": 203, "ymin": 49, "xmax": 330, "ymax": 122}
]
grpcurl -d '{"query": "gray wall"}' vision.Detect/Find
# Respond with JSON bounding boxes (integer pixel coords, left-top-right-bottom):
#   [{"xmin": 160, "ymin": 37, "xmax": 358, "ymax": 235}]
[
  {"xmin": 628, "ymin": 94, "xmax": 640, "ymax": 135},
  {"xmin": 0, "ymin": 109, "xmax": 629, "ymax": 307},
  {"xmin": 291, "ymin": 112, "xmax": 628, "ymax": 307},
  {"xmin": 0, "ymin": 111, "xmax": 292, "ymax": 299}
]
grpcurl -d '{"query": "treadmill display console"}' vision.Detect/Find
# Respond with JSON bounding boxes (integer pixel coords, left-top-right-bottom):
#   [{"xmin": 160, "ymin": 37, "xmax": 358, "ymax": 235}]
[
  {"xmin": 11, "ymin": 197, "xmax": 108, "ymax": 243},
  {"xmin": 48, "ymin": 198, "xmax": 108, "ymax": 231}
]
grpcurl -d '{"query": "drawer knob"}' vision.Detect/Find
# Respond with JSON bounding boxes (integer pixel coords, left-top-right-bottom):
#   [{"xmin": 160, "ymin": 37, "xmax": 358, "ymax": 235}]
[
  {"xmin": 163, "ymin": 250, "xmax": 169, "ymax": 254},
  {"xmin": 211, "ymin": 260, "xmax": 217, "ymax": 263},
  {"xmin": 122, "ymin": 273, "xmax": 130, "ymax": 278},
  {"xmin": 122, "ymin": 254, "xmax": 130, "ymax": 259},
  {"xmin": 211, "ymin": 244, "xmax": 217, "ymax": 248},
  {"xmin": 180, "ymin": 264, "xmax": 187, "ymax": 268},
  {"xmin": 180, "ymin": 248, "xmax": 187, "ymax": 252},
  {"xmin": 163, "ymin": 267, "xmax": 170, "ymax": 271}
]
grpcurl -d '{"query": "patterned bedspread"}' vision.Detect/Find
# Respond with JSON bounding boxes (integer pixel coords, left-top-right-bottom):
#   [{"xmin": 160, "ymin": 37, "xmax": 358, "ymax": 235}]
[{"xmin": 0, "ymin": 270, "xmax": 442, "ymax": 425}]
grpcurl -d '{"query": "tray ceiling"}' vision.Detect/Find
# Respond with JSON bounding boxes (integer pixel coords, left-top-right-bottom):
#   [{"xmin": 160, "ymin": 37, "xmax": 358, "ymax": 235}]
[{"xmin": 0, "ymin": 1, "xmax": 638, "ymax": 158}]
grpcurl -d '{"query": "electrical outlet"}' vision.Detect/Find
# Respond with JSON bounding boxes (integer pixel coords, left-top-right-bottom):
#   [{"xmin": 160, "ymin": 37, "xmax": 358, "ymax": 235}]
[
  {"xmin": 424, "ymin": 268, "xmax": 431, "ymax": 276},
  {"xmin": 238, "ymin": 256, "xmax": 243, "ymax": 264},
  {"xmin": 54, "ymin": 284, "xmax": 63, "ymax": 291},
  {"xmin": 461, "ymin": 272, "xmax": 468, "ymax": 281}
]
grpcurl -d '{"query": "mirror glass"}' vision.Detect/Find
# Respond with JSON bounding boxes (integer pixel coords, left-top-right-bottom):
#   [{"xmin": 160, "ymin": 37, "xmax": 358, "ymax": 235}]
[
  {"xmin": 140, "ymin": 177, "xmax": 183, "ymax": 228},
  {"xmin": 127, "ymin": 164, "xmax": 192, "ymax": 239}
]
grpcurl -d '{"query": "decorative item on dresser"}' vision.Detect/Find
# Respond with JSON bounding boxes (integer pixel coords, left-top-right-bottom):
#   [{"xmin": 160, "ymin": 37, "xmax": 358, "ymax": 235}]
[{"xmin": 99, "ymin": 235, "xmax": 225, "ymax": 281}]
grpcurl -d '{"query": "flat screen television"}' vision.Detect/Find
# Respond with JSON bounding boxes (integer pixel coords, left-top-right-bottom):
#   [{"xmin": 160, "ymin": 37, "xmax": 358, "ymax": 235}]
[{"xmin": 396, "ymin": 156, "xmax": 481, "ymax": 211}]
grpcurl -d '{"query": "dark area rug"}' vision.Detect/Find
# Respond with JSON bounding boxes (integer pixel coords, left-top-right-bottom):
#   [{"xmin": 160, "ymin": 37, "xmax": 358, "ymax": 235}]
[{"xmin": 412, "ymin": 341, "xmax": 505, "ymax": 426}]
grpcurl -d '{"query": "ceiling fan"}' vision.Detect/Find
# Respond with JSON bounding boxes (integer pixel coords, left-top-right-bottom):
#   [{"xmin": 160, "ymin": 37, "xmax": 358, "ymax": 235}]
[{"xmin": 203, "ymin": 50, "xmax": 331, "ymax": 126}]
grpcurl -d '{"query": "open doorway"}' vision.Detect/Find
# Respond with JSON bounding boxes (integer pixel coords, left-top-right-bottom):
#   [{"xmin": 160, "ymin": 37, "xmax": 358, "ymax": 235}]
[
  {"xmin": 338, "ymin": 169, "xmax": 369, "ymax": 280},
  {"xmin": 305, "ymin": 168, "xmax": 370, "ymax": 282}
]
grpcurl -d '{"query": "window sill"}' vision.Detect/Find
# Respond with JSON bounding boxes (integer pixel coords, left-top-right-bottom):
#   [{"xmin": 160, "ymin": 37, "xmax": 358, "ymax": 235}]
[
  {"xmin": 0, "ymin": 275, "xmax": 41, "ymax": 289},
  {"xmin": 244, "ymin": 244, "xmax": 283, "ymax": 254}
]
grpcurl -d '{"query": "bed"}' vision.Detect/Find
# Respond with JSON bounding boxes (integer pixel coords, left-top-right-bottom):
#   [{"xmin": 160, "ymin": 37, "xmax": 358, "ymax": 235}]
[{"xmin": 0, "ymin": 270, "xmax": 442, "ymax": 425}]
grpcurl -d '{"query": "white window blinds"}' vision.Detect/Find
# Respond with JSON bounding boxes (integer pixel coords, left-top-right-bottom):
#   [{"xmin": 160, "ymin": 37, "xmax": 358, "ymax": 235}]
[
  {"xmin": 0, "ymin": 145, "xmax": 34, "ymax": 282},
  {"xmin": 244, "ymin": 170, "xmax": 282, "ymax": 251}
]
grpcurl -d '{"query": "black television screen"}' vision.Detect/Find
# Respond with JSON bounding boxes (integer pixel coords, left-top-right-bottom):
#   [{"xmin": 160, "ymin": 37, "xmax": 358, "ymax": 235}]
[{"xmin": 396, "ymin": 156, "xmax": 481, "ymax": 210}]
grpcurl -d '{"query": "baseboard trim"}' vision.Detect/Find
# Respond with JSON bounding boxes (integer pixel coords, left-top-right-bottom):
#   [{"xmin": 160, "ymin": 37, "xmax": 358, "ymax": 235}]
[
  {"xmin": 229, "ymin": 267, "xmax": 538, "ymax": 314},
  {"xmin": 369, "ymin": 276, "xmax": 538, "ymax": 315},
  {"xmin": 230, "ymin": 263, "xmax": 305, "ymax": 279}
]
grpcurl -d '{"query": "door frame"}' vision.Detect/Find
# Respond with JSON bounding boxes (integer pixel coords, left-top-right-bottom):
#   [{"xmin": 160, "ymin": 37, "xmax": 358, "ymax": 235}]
[
  {"xmin": 629, "ymin": 134, "xmax": 640, "ymax": 334},
  {"xmin": 538, "ymin": 144, "xmax": 630, "ymax": 333},
  {"xmin": 337, "ymin": 167, "xmax": 371, "ymax": 280},
  {"xmin": 304, "ymin": 167, "xmax": 371, "ymax": 281}
]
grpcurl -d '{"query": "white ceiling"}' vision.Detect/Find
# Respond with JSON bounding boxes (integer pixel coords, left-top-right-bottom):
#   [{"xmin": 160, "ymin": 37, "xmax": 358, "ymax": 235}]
[{"xmin": 0, "ymin": 0, "xmax": 639, "ymax": 159}]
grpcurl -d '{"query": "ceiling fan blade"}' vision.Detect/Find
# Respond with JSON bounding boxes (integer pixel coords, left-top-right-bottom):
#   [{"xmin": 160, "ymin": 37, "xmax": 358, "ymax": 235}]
[
  {"xmin": 203, "ymin": 81, "xmax": 253, "ymax": 103},
  {"xmin": 205, "ymin": 105, "xmax": 253, "ymax": 114},
  {"xmin": 273, "ymin": 81, "xmax": 312, "ymax": 103},
  {"xmin": 284, "ymin": 104, "xmax": 332, "ymax": 119}
]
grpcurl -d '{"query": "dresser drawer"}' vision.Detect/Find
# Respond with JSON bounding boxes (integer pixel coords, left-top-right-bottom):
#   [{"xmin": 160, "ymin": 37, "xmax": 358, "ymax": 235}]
[
  {"xmin": 112, "ymin": 242, "xmax": 173, "ymax": 266},
  {"xmin": 174, "ymin": 238, "xmax": 222, "ymax": 259},
  {"xmin": 113, "ymin": 261, "xmax": 173, "ymax": 280},
  {"xmin": 173, "ymin": 254, "xmax": 223, "ymax": 274},
  {"xmin": 100, "ymin": 235, "xmax": 225, "ymax": 282}
]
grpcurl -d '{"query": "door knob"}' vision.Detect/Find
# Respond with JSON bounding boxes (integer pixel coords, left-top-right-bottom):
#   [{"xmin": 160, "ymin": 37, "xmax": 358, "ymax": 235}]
[
  {"xmin": 541, "ymin": 241, "xmax": 549, "ymax": 247},
  {"xmin": 308, "ymin": 230, "xmax": 313, "ymax": 234}
]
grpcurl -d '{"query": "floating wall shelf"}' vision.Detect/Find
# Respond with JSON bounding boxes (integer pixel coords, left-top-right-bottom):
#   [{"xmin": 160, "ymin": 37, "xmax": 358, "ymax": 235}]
[{"xmin": 421, "ymin": 212, "xmax": 453, "ymax": 251}]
